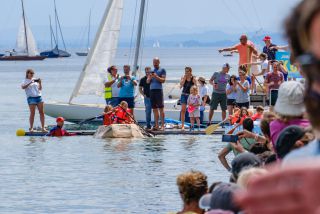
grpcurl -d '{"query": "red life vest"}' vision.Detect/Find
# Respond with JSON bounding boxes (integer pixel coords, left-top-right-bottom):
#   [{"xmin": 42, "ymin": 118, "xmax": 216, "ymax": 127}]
[
  {"xmin": 103, "ymin": 112, "xmax": 114, "ymax": 126},
  {"xmin": 114, "ymin": 107, "xmax": 132, "ymax": 124},
  {"xmin": 48, "ymin": 126, "xmax": 74, "ymax": 137}
]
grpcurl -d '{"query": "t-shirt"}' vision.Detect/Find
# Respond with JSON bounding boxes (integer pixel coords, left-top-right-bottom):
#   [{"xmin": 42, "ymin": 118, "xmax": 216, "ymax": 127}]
[
  {"xmin": 139, "ymin": 76, "xmax": 150, "ymax": 98},
  {"xmin": 104, "ymin": 75, "xmax": 120, "ymax": 97},
  {"xmin": 263, "ymin": 43, "xmax": 277, "ymax": 60},
  {"xmin": 187, "ymin": 94, "xmax": 201, "ymax": 111},
  {"xmin": 270, "ymin": 118, "xmax": 310, "ymax": 147},
  {"xmin": 226, "ymin": 83, "xmax": 237, "ymax": 100},
  {"xmin": 211, "ymin": 72, "xmax": 230, "ymax": 94},
  {"xmin": 234, "ymin": 41, "xmax": 255, "ymax": 65},
  {"xmin": 265, "ymin": 72, "xmax": 284, "ymax": 91},
  {"xmin": 226, "ymin": 137, "xmax": 256, "ymax": 156},
  {"xmin": 236, "ymin": 76, "xmax": 252, "ymax": 85},
  {"xmin": 236, "ymin": 80, "xmax": 250, "ymax": 103},
  {"xmin": 261, "ymin": 59, "xmax": 269, "ymax": 77},
  {"xmin": 199, "ymin": 85, "xmax": 209, "ymax": 103},
  {"xmin": 21, "ymin": 78, "xmax": 41, "ymax": 97},
  {"xmin": 119, "ymin": 76, "xmax": 136, "ymax": 98},
  {"xmin": 150, "ymin": 68, "xmax": 166, "ymax": 90}
]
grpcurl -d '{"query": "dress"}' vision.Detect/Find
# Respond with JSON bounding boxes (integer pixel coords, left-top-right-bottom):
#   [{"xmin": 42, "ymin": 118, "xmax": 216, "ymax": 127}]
[{"xmin": 187, "ymin": 94, "xmax": 201, "ymax": 118}]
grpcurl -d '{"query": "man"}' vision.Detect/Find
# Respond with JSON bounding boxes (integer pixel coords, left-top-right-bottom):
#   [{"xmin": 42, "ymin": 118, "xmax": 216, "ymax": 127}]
[
  {"xmin": 104, "ymin": 65, "xmax": 120, "ymax": 107},
  {"xmin": 264, "ymin": 61, "xmax": 284, "ymax": 108},
  {"xmin": 262, "ymin": 35, "xmax": 277, "ymax": 60},
  {"xmin": 139, "ymin": 67, "xmax": 152, "ymax": 129},
  {"xmin": 147, "ymin": 57, "xmax": 166, "ymax": 130},
  {"xmin": 117, "ymin": 65, "xmax": 138, "ymax": 113},
  {"xmin": 219, "ymin": 34, "xmax": 258, "ymax": 66},
  {"xmin": 208, "ymin": 63, "xmax": 230, "ymax": 125}
]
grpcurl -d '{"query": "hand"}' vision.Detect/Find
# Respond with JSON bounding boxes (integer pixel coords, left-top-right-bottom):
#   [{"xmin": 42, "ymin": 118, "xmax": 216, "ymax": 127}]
[
  {"xmin": 269, "ymin": 81, "xmax": 274, "ymax": 86},
  {"xmin": 116, "ymin": 74, "xmax": 119, "ymax": 79},
  {"xmin": 277, "ymin": 81, "xmax": 281, "ymax": 85},
  {"xmin": 218, "ymin": 49, "xmax": 223, "ymax": 53},
  {"xmin": 126, "ymin": 75, "xmax": 131, "ymax": 80},
  {"xmin": 237, "ymin": 130, "xmax": 255, "ymax": 139}
]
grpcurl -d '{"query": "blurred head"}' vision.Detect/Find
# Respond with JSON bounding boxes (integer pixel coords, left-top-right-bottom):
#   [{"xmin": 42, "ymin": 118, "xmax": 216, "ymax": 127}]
[
  {"xmin": 240, "ymin": 107, "xmax": 249, "ymax": 117},
  {"xmin": 237, "ymin": 167, "xmax": 268, "ymax": 189},
  {"xmin": 229, "ymin": 75, "xmax": 237, "ymax": 85},
  {"xmin": 26, "ymin": 69, "xmax": 34, "ymax": 79},
  {"xmin": 260, "ymin": 112, "xmax": 277, "ymax": 141},
  {"xmin": 108, "ymin": 65, "xmax": 118, "ymax": 76},
  {"xmin": 240, "ymin": 34, "xmax": 248, "ymax": 45},
  {"xmin": 256, "ymin": 106, "xmax": 264, "ymax": 114},
  {"xmin": 153, "ymin": 57, "xmax": 160, "ymax": 68},
  {"xmin": 222, "ymin": 63, "xmax": 231, "ymax": 73},
  {"xmin": 198, "ymin": 77, "xmax": 206, "ymax": 85},
  {"xmin": 56, "ymin": 117, "xmax": 64, "ymax": 126},
  {"xmin": 272, "ymin": 61, "xmax": 279, "ymax": 72},
  {"xmin": 145, "ymin": 66, "xmax": 151, "ymax": 75},
  {"xmin": 190, "ymin": 85, "xmax": 198, "ymax": 95},
  {"xmin": 238, "ymin": 65, "xmax": 247, "ymax": 75},
  {"xmin": 176, "ymin": 170, "xmax": 208, "ymax": 205},
  {"xmin": 123, "ymin": 65, "xmax": 130, "ymax": 75},
  {"xmin": 120, "ymin": 101, "xmax": 128, "ymax": 109},
  {"xmin": 259, "ymin": 53, "xmax": 268, "ymax": 61},
  {"xmin": 231, "ymin": 152, "xmax": 262, "ymax": 182},
  {"xmin": 263, "ymin": 35, "xmax": 272, "ymax": 45},
  {"xmin": 249, "ymin": 143, "xmax": 270, "ymax": 155},
  {"xmin": 185, "ymin": 66, "xmax": 192, "ymax": 75},
  {"xmin": 104, "ymin": 105, "xmax": 113, "ymax": 113},
  {"xmin": 243, "ymin": 118, "xmax": 254, "ymax": 132}
]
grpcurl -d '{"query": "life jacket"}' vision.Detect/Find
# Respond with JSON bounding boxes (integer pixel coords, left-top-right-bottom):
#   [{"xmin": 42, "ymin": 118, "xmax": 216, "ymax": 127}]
[
  {"xmin": 230, "ymin": 110, "xmax": 241, "ymax": 125},
  {"xmin": 104, "ymin": 73, "xmax": 113, "ymax": 99},
  {"xmin": 251, "ymin": 113, "xmax": 262, "ymax": 121},
  {"xmin": 48, "ymin": 126, "xmax": 72, "ymax": 137},
  {"xmin": 237, "ymin": 115, "xmax": 248, "ymax": 125},
  {"xmin": 103, "ymin": 112, "xmax": 114, "ymax": 126},
  {"xmin": 114, "ymin": 107, "xmax": 132, "ymax": 124}
]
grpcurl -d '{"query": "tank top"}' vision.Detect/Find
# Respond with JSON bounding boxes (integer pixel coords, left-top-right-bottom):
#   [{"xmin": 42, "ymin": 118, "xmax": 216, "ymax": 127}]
[{"xmin": 182, "ymin": 76, "xmax": 194, "ymax": 94}]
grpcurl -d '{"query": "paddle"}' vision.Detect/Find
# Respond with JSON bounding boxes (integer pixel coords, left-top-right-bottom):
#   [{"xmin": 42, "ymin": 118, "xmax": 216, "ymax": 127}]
[
  {"xmin": 205, "ymin": 118, "xmax": 228, "ymax": 135},
  {"xmin": 227, "ymin": 123, "xmax": 242, "ymax": 134},
  {"xmin": 117, "ymin": 105, "xmax": 154, "ymax": 138},
  {"xmin": 78, "ymin": 114, "xmax": 103, "ymax": 125},
  {"xmin": 253, "ymin": 75, "xmax": 265, "ymax": 93}
]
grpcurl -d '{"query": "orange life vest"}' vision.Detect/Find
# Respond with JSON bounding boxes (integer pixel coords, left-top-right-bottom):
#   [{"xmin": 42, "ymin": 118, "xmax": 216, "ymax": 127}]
[
  {"xmin": 114, "ymin": 107, "xmax": 132, "ymax": 124},
  {"xmin": 103, "ymin": 112, "xmax": 114, "ymax": 126}
]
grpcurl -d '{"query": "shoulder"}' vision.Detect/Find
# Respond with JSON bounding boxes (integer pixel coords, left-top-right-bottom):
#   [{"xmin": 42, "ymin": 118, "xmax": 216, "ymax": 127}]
[{"xmin": 283, "ymin": 139, "xmax": 319, "ymax": 164}]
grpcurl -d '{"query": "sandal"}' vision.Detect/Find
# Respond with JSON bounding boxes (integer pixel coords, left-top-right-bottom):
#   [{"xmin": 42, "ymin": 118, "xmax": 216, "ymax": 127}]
[{"xmin": 29, "ymin": 128, "xmax": 34, "ymax": 132}]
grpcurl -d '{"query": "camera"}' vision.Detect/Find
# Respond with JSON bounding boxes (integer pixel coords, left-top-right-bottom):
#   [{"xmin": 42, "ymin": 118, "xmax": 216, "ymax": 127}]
[{"xmin": 222, "ymin": 134, "xmax": 239, "ymax": 142}]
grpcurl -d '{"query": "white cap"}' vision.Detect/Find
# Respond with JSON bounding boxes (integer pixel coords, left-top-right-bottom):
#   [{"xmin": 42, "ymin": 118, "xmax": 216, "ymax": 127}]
[{"xmin": 274, "ymin": 81, "xmax": 305, "ymax": 116}]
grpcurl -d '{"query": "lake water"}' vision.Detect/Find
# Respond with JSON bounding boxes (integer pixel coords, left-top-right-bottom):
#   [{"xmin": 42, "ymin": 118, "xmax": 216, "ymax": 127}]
[{"xmin": 0, "ymin": 48, "xmax": 238, "ymax": 213}]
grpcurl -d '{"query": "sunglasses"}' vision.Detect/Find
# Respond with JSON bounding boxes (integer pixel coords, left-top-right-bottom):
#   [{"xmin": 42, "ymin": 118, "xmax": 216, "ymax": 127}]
[{"xmin": 28, "ymin": 72, "xmax": 34, "ymax": 75}]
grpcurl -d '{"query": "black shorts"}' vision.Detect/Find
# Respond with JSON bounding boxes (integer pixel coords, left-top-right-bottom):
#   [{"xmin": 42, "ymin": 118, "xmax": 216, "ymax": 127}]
[
  {"xmin": 236, "ymin": 102, "xmax": 250, "ymax": 109},
  {"xmin": 227, "ymin": 99, "xmax": 236, "ymax": 106},
  {"xmin": 150, "ymin": 89, "xmax": 164, "ymax": 109},
  {"xmin": 270, "ymin": 89, "xmax": 279, "ymax": 106},
  {"xmin": 119, "ymin": 97, "xmax": 135, "ymax": 108}
]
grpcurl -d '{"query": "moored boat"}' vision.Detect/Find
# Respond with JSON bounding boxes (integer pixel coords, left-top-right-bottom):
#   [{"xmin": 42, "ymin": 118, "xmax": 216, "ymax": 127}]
[
  {"xmin": 94, "ymin": 124, "xmax": 145, "ymax": 138},
  {"xmin": 0, "ymin": 55, "xmax": 45, "ymax": 61}
]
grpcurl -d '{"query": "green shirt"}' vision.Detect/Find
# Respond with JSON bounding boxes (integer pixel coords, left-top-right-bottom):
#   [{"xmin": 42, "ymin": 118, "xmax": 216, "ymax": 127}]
[{"xmin": 227, "ymin": 137, "xmax": 256, "ymax": 156}]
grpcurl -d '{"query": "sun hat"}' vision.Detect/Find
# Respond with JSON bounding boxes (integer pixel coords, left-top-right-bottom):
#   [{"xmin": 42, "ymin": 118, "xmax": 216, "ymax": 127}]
[
  {"xmin": 56, "ymin": 117, "xmax": 65, "ymax": 123},
  {"xmin": 275, "ymin": 125, "xmax": 306, "ymax": 159},
  {"xmin": 263, "ymin": 35, "xmax": 271, "ymax": 41},
  {"xmin": 274, "ymin": 81, "xmax": 305, "ymax": 116},
  {"xmin": 231, "ymin": 152, "xmax": 262, "ymax": 180},
  {"xmin": 198, "ymin": 77, "xmax": 207, "ymax": 84},
  {"xmin": 199, "ymin": 182, "xmax": 241, "ymax": 212}
]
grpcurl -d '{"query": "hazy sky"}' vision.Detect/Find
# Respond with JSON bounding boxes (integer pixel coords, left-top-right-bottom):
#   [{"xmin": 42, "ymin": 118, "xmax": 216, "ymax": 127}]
[{"xmin": 0, "ymin": 0, "xmax": 301, "ymax": 33}]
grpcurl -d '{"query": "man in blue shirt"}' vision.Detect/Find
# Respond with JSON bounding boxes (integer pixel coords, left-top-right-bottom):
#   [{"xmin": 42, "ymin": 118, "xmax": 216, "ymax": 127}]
[
  {"xmin": 118, "ymin": 65, "xmax": 138, "ymax": 113},
  {"xmin": 147, "ymin": 57, "xmax": 166, "ymax": 130},
  {"xmin": 262, "ymin": 36, "xmax": 277, "ymax": 60}
]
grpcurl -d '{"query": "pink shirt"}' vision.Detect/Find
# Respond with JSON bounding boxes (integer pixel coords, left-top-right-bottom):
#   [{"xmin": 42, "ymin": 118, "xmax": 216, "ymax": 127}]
[
  {"xmin": 270, "ymin": 118, "xmax": 310, "ymax": 148},
  {"xmin": 234, "ymin": 41, "xmax": 255, "ymax": 65}
]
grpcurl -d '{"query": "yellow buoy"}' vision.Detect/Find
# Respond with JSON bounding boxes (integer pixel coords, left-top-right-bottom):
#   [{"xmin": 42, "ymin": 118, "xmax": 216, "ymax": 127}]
[{"xmin": 16, "ymin": 129, "xmax": 26, "ymax": 136}]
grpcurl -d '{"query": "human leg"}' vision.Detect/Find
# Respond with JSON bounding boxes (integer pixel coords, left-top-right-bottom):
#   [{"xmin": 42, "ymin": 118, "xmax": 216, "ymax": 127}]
[
  {"xmin": 180, "ymin": 104, "xmax": 187, "ymax": 129},
  {"xmin": 144, "ymin": 97, "xmax": 152, "ymax": 129},
  {"xmin": 37, "ymin": 102, "xmax": 46, "ymax": 130},
  {"xmin": 159, "ymin": 108, "xmax": 165, "ymax": 130},
  {"xmin": 153, "ymin": 108, "xmax": 159, "ymax": 129},
  {"xmin": 28, "ymin": 104, "xmax": 36, "ymax": 131}
]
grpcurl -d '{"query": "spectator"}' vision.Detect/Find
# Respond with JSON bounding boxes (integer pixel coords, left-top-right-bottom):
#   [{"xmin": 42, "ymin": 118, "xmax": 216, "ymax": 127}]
[
  {"xmin": 270, "ymin": 81, "xmax": 310, "ymax": 147},
  {"xmin": 104, "ymin": 65, "xmax": 120, "ymax": 107},
  {"xmin": 175, "ymin": 170, "xmax": 208, "ymax": 214},
  {"xmin": 218, "ymin": 118, "xmax": 256, "ymax": 171},
  {"xmin": 180, "ymin": 67, "xmax": 197, "ymax": 130},
  {"xmin": 246, "ymin": 53, "xmax": 269, "ymax": 93},
  {"xmin": 278, "ymin": 61, "xmax": 289, "ymax": 81},
  {"xmin": 237, "ymin": 167, "xmax": 268, "ymax": 189},
  {"xmin": 236, "ymin": 67, "xmax": 250, "ymax": 109},
  {"xmin": 262, "ymin": 35, "xmax": 277, "ymax": 60},
  {"xmin": 226, "ymin": 75, "xmax": 237, "ymax": 116},
  {"xmin": 208, "ymin": 63, "xmax": 230, "ymax": 125},
  {"xmin": 219, "ymin": 34, "xmax": 258, "ymax": 66},
  {"xmin": 198, "ymin": 77, "xmax": 209, "ymax": 123},
  {"xmin": 187, "ymin": 86, "xmax": 201, "ymax": 131},
  {"xmin": 139, "ymin": 67, "xmax": 152, "ymax": 129},
  {"xmin": 148, "ymin": 57, "xmax": 166, "ymax": 131},
  {"xmin": 118, "ymin": 65, "xmax": 138, "ymax": 113},
  {"xmin": 251, "ymin": 105, "xmax": 264, "ymax": 121},
  {"xmin": 264, "ymin": 61, "xmax": 284, "ymax": 108}
]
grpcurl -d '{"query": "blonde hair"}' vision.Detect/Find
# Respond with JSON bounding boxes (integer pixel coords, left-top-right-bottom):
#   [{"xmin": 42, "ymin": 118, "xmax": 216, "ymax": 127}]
[
  {"xmin": 176, "ymin": 170, "xmax": 208, "ymax": 204},
  {"xmin": 190, "ymin": 85, "xmax": 198, "ymax": 94},
  {"xmin": 104, "ymin": 105, "xmax": 113, "ymax": 113},
  {"xmin": 120, "ymin": 101, "xmax": 128, "ymax": 107},
  {"xmin": 237, "ymin": 167, "xmax": 268, "ymax": 189}
]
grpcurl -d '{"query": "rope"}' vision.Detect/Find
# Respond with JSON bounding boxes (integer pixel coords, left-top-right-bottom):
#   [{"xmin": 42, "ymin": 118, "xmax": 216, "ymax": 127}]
[{"xmin": 128, "ymin": 0, "xmax": 139, "ymax": 65}]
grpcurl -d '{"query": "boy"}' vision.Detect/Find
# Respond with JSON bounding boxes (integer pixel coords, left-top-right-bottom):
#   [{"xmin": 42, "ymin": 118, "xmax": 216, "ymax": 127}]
[
  {"xmin": 47, "ymin": 117, "xmax": 75, "ymax": 137},
  {"xmin": 251, "ymin": 106, "xmax": 264, "ymax": 121}
]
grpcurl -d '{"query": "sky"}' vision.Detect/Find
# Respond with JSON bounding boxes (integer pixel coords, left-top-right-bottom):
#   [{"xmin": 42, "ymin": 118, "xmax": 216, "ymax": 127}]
[{"xmin": 0, "ymin": 0, "xmax": 301, "ymax": 32}]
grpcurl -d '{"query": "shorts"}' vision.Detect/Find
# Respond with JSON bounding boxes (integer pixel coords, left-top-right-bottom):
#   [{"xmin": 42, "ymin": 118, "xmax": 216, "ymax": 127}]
[
  {"xmin": 210, "ymin": 92, "xmax": 227, "ymax": 111},
  {"xmin": 150, "ymin": 89, "xmax": 164, "ymax": 109},
  {"xmin": 106, "ymin": 97, "xmax": 120, "ymax": 107},
  {"xmin": 270, "ymin": 89, "xmax": 279, "ymax": 106},
  {"xmin": 227, "ymin": 99, "xmax": 236, "ymax": 106},
  {"xmin": 27, "ymin": 96, "xmax": 43, "ymax": 105},
  {"xmin": 189, "ymin": 109, "xmax": 200, "ymax": 118},
  {"xmin": 236, "ymin": 102, "xmax": 250, "ymax": 109},
  {"xmin": 180, "ymin": 94, "xmax": 189, "ymax": 104},
  {"xmin": 119, "ymin": 97, "xmax": 135, "ymax": 108}
]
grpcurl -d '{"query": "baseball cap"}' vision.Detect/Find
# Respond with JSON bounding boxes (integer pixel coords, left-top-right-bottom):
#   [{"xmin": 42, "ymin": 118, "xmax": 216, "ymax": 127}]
[
  {"xmin": 231, "ymin": 152, "xmax": 262, "ymax": 180},
  {"xmin": 263, "ymin": 36, "xmax": 271, "ymax": 41},
  {"xmin": 56, "ymin": 117, "xmax": 65, "ymax": 122},
  {"xmin": 222, "ymin": 63, "xmax": 231, "ymax": 68}
]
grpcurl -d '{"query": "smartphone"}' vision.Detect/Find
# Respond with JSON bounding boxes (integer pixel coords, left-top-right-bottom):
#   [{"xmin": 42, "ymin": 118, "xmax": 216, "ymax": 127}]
[
  {"xmin": 222, "ymin": 134, "xmax": 238, "ymax": 142},
  {"xmin": 34, "ymin": 78, "xmax": 40, "ymax": 82}
]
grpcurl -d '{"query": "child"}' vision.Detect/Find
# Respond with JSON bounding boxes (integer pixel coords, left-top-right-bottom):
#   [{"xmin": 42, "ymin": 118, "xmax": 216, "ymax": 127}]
[
  {"xmin": 229, "ymin": 107, "xmax": 240, "ymax": 125},
  {"xmin": 114, "ymin": 101, "xmax": 134, "ymax": 124},
  {"xmin": 236, "ymin": 107, "xmax": 249, "ymax": 124},
  {"xmin": 187, "ymin": 86, "xmax": 201, "ymax": 131},
  {"xmin": 251, "ymin": 106, "xmax": 264, "ymax": 121},
  {"xmin": 103, "ymin": 105, "xmax": 114, "ymax": 126},
  {"xmin": 48, "ymin": 117, "xmax": 75, "ymax": 137}
]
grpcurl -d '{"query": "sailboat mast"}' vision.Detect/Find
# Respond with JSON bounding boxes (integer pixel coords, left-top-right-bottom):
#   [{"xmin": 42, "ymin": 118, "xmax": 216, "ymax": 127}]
[
  {"xmin": 132, "ymin": 0, "xmax": 146, "ymax": 76},
  {"xmin": 54, "ymin": 0, "xmax": 59, "ymax": 48},
  {"xmin": 49, "ymin": 16, "xmax": 53, "ymax": 49},
  {"xmin": 87, "ymin": 10, "xmax": 91, "ymax": 50},
  {"xmin": 21, "ymin": 0, "xmax": 29, "ymax": 55}
]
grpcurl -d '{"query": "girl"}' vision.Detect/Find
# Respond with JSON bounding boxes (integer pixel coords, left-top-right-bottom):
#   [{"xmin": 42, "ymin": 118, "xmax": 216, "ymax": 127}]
[
  {"xmin": 103, "ymin": 105, "xmax": 114, "ymax": 126},
  {"xmin": 236, "ymin": 107, "xmax": 249, "ymax": 124},
  {"xmin": 236, "ymin": 66, "xmax": 250, "ymax": 109},
  {"xmin": 198, "ymin": 77, "xmax": 209, "ymax": 122},
  {"xmin": 187, "ymin": 86, "xmax": 201, "ymax": 131},
  {"xmin": 114, "ymin": 101, "xmax": 134, "ymax": 124},
  {"xmin": 179, "ymin": 67, "xmax": 197, "ymax": 130},
  {"xmin": 21, "ymin": 69, "xmax": 46, "ymax": 132},
  {"xmin": 226, "ymin": 75, "xmax": 238, "ymax": 116}
]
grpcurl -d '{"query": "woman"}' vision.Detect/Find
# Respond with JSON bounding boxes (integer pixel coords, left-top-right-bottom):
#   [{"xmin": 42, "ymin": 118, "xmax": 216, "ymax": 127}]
[
  {"xmin": 198, "ymin": 77, "xmax": 209, "ymax": 123},
  {"xmin": 236, "ymin": 66, "xmax": 250, "ymax": 108},
  {"xmin": 180, "ymin": 67, "xmax": 197, "ymax": 129},
  {"xmin": 21, "ymin": 69, "xmax": 46, "ymax": 132},
  {"xmin": 226, "ymin": 75, "xmax": 237, "ymax": 116}
]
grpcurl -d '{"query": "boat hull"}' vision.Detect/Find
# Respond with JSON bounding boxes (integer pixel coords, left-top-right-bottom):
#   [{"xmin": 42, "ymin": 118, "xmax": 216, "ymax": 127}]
[
  {"xmin": 94, "ymin": 124, "xmax": 144, "ymax": 138},
  {"xmin": 40, "ymin": 47, "xmax": 71, "ymax": 58},
  {"xmin": 76, "ymin": 52, "xmax": 88, "ymax": 56},
  {"xmin": 0, "ymin": 56, "xmax": 45, "ymax": 61}
]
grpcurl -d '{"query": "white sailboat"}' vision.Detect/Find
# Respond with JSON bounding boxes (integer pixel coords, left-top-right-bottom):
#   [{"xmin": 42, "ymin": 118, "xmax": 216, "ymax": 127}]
[
  {"xmin": 76, "ymin": 10, "xmax": 91, "ymax": 57},
  {"xmin": 45, "ymin": 0, "xmax": 223, "ymax": 123}
]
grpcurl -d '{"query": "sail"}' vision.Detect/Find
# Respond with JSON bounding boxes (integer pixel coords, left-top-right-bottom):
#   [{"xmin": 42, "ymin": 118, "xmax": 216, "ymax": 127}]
[
  {"xmin": 16, "ymin": 17, "xmax": 39, "ymax": 56},
  {"xmin": 69, "ymin": 0, "xmax": 124, "ymax": 102}
]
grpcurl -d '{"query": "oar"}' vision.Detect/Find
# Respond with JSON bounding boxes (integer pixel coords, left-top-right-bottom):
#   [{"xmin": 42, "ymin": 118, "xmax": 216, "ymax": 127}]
[
  {"xmin": 118, "ymin": 105, "xmax": 154, "ymax": 138},
  {"xmin": 227, "ymin": 123, "xmax": 242, "ymax": 134},
  {"xmin": 205, "ymin": 118, "xmax": 228, "ymax": 135},
  {"xmin": 78, "ymin": 114, "xmax": 103, "ymax": 125},
  {"xmin": 253, "ymin": 75, "xmax": 265, "ymax": 93}
]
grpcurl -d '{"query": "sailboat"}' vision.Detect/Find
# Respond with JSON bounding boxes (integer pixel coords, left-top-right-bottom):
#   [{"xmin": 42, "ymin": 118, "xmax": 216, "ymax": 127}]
[
  {"xmin": 40, "ymin": 0, "xmax": 71, "ymax": 58},
  {"xmin": 152, "ymin": 40, "xmax": 160, "ymax": 48},
  {"xmin": 0, "ymin": 0, "xmax": 45, "ymax": 61},
  {"xmin": 44, "ymin": 0, "xmax": 223, "ymax": 123},
  {"xmin": 76, "ymin": 11, "xmax": 91, "ymax": 57}
]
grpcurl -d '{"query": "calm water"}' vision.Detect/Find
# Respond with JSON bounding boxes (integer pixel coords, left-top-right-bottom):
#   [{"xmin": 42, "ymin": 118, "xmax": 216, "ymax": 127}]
[{"xmin": 0, "ymin": 48, "xmax": 237, "ymax": 213}]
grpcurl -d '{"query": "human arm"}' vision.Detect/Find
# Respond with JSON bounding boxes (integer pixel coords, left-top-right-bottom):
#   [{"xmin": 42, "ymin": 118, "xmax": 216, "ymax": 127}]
[
  {"xmin": 237, "ymin": 130, "xmax": 267, "ymax": 144},
  {"xmin": 270, "ymin": 45, "xmax": 289, "ymax": 51},
  {"xmin": 21, "ymin": 80, "xmax": 34, "ymax": 89},
  {"xmin": 104, "ymin": 74, "xmax": 119, "ymax": 87},
  {"xmin": 230, "ymin": 141, "xmax": 246, "ymax": 153},
  {"xmin": 218, "ymin": 146, "xmax": 231, "ymax": 171},
  {"xmin": 180, "ymin": 76, "xmax": 186, "ymax": 88},
  {"xmin": 117, "ymin": 77, "xmax": 123, "ymax": 88},
  {"xmin": 131, "ymin": 76, "xmax": 138, "ymax": 86},
  {"xmin": 237, "ymin": 81, "xmax": 249, "ymax": 92},
  {"xmin": 219, "ymin": 46, "xmax": 237, "ymax": 53}
]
